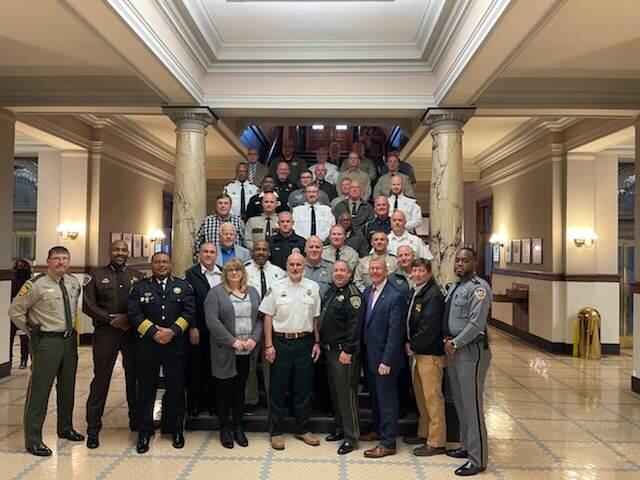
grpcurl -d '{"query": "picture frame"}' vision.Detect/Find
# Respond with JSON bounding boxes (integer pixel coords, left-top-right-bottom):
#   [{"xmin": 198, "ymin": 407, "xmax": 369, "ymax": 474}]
[
  {"xmin": 505, "ymin": 241, "xmax": 512, "ymax": 263},
  {"xmin": 122, "ymin": 233, "xmax": 133, "ymax": 255},
  {"xmin": 492, "ymin": 244, "xmax": 500, "ymax": 263},
  {"xmin": 110, "ymin": 232, "xmax": 122, "ymax": 244},
  {"xmin": 142, "ymin": 235, "xmax": 151, "ymax": 257},
  {"xmin": 512, "ymin": 239, "xmax": 521, "ymax": 264},
  {"xmin": 532, "ymin": 238, "xmax": 543, "ymax": 264},
  {"xmin": 521, "ymin": 238, "xmax": 531, "ymax": 264},
  {"xmin": 133, "ymin": 234, "xmax": 143, "ymax": 257}
]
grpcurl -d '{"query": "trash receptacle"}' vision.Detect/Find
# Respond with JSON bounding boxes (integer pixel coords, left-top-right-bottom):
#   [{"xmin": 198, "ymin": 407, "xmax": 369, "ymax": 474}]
[{"xmin": 573, "ymin": 307, "xmax": 601, "ymax": 359}]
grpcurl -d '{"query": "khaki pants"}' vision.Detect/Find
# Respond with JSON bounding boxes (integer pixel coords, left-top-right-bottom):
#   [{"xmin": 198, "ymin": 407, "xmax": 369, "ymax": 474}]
[{"xmin": 413, "ymin": 354, "xmax": 446, "ymax": 447}]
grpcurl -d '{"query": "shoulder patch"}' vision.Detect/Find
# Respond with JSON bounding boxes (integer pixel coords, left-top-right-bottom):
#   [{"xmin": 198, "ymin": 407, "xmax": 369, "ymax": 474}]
[
  {"xmin": 474, "ymin": 288, "xmax": 487, "ymax": 300},
  {"xmin": 17, "ymin": 283, "xmax": 32, "ymax": 297},
  {"xmin": 83, "ymin": 275, "xmax": 93, "ymax": 287},
  {"xmin": 350, "ymin": 296, "xmax": 362, "ymax": 309}
]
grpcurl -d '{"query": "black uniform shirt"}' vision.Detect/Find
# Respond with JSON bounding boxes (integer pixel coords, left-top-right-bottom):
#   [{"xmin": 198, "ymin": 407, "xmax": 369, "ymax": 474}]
[
  {"xmin": 319, "ymin": 282, "xmax": 364, "ymax": 354},
  {"xmin": 268, "ymin": 231, "xmax": 306, "ymax": 270},
  {"xmin": 83, "ymin": 264, "xmax": 144, "ymax": 326}
]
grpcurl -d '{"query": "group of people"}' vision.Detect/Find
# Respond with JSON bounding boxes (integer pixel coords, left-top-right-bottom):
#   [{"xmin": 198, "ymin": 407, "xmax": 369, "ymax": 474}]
[{"xmin": 7, "ymin": 140, "xmax": 492, "ymax": 477}]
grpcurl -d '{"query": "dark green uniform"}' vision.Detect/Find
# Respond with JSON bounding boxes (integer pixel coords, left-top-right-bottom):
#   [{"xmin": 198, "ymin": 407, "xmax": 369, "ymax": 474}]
[
  {"xmin": 319, "ymin": 282, "xmax": 364, "ymax": 445},
  {"xmin": 8, "ymin": 272, "xmax": 81, "ymax": 449}
]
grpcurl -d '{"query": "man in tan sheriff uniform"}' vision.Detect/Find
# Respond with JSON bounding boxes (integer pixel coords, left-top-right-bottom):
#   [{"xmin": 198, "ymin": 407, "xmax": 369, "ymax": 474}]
[{"xmin": 8, "ymin": 245, "xmax": 84, "ymax": 456}]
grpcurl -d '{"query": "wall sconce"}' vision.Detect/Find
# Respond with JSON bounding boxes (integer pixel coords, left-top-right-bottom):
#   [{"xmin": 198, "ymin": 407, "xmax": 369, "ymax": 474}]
[
  {"xmin": 489, "ymin": 232, "xmax": 506, "ymax": 247},
  {"xmin": 568, "ymin": 228, "xmax": 598, "ymax": 248},
  {"xmin": 148, "ymin": 229, "xmax": 166, "ymax": 242},
  {"xmin": 56, "ymin": 224, "xmax": 81, "ymax": 240}
]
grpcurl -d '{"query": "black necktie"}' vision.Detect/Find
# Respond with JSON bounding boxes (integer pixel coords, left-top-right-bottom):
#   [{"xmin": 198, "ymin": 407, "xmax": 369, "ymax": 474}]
[
  {"xmin": 240, "ymin": 183, "xmax": 246, "ymax": 215},
  {"xmin": 335, "ymin": 248, "xmax": 340, "ymax": 260},
  {"xmin": 351, "ymin": 201, "xmax": 357, "ymax": 216},
  {"xmin": 394, "ymin": 195, "xmax": 399, "ymax": 210},
  {"xmin": 266, "ymin": 217, "xmax": 272, "ymax": 238},
  {"xmin": 59, "ymin": 278, "xmax": 73, "ymax": 334},
  {"xmin": 310, "ymin": 205, "xmax": 317, "ymax": 236},
  {"xmin": 259, "ymin": 266, "xmax": 267, "ymax": 297}
]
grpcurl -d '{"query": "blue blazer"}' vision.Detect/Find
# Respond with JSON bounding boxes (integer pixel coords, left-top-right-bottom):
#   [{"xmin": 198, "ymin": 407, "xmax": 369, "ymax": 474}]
[{"xmin": 362, "ymin": 281, "xmax": 405, "ymax": 372}]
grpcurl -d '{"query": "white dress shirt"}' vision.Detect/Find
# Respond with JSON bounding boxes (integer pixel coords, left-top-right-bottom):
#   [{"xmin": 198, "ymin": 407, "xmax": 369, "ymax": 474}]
[
  {"xmin": 201, "ymin": 264, "xmax": 222, "ymax": 288},
  {"xmin": 389, "ymin": 193, "xmax": 422, "ymax": 232},
  {"xmin": 370, "ymin": 279, "xmax": 387, "ymax": 310},
  {"xmin": 225, "ymin": 180, "xmax": 259, "ymax": 217},
  {"xmin": 309, "ymin": 162, "xmax": 339, "ymax": 185},
  {"xmin": 292, "ymin": 202, "xmax": 335, "ymax": 241},
  {"xmin": 388, "ymin": 230, "xmax": 433, "ymax": 260},
  {"xmin": 245, "ymin": 260, "xmax": 286, "ymax": 299}
]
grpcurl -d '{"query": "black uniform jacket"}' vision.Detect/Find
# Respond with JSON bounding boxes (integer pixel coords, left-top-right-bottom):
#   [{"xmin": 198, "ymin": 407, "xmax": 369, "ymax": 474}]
[
  {"xmin": 408, "ymin": 277, "xmax": 445, "ymax": 356},
  {"xmin": 184, "ymin": 264, "xmax": 215, "ymax": 331},
  {"xmin": 319, "ymin": 282, "xmax": 365, "ymax": 355},
  {"xmin": 83, "ymin": 264, "xmax": 144, "ymax": 327},
  {"xmin": 128, "ymin": 276, "xmax": 196, "ymax": 355},
  {"xmin": 268, "ymin": 231, "xmax": 306, "ymax": 270}
]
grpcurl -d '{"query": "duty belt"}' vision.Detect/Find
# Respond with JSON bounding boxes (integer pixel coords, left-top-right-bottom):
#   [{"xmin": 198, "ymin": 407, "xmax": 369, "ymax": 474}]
[{"xmin": 321, "ymin": 343, "xmax": 344, "ymax": 352}]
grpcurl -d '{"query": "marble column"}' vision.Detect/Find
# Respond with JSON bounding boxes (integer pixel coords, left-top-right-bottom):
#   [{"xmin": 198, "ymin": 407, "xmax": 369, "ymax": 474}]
[
  {"xmin": 164, "ymin": 107, "xmax": 215, "ymax": 275},
  {"xmin": 424, "ymin": 108, "xmax": 474, "ymax": 287}
]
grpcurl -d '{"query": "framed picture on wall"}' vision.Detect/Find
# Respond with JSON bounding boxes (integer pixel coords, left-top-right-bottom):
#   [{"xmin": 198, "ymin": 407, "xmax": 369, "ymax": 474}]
[
  {"xmin": 154, "ymin": 239, "xmax": 163, "ymax": 253},
  {"xmin": 532, "ymin": 238, "xmax": 543, "ymax": 264},
  {"xmin": 512, "ymin": 239, "xmax": 521, "ymax": 264},
  {"xmin": 505, "ymin": 241, "xmax": 512, "ymax": 263},
  {"xmin": 110, "ymin": 232, "xmax": 122, "ymax": 244},
  {"xmin": 142, "ymin": 236, "xmax": 151, "ymax": 257},
  {"xmin": 133, "ymin": 234, "xmax": 143, "ymax": 257},
  {"xmin": 521, "ymin": 238, "xmax": 531, "ymax": 264},
  {"xmin": 122, "ymin": 233, "xmax": 133, "ymax": 255},
  {"xmin": 492, "ymin": 244, "xmax": 500, "ymax": 263}
]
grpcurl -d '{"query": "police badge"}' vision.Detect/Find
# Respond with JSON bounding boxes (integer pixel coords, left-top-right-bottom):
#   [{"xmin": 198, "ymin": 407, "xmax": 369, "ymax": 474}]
[
  {"xmin": 350, "ymin": 297, "xmax": 362, "ymax": 309},
  {"xmin": 173, "ymin": 287, "xmax": 182, "ymax": 294}
]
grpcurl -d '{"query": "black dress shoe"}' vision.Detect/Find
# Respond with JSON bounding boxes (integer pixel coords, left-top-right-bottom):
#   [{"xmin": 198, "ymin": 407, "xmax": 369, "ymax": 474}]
[
  {"xmin": 244, "ymin": 404, "xmax": 257, "ymax": 416},
  {"xmin": 19, "ymin": 359, "xmax": 27, "ymax": 369},
  {"xmin": 220, "ymin": 428, "xmax": 234, "ymax": 449},
  {"xmin": 446, "ymin": 448, "xmax": 469, "ymax": 458},
  {"xmin": 403, "ymin": 435, "xmax": 426, "ymax": 445},
  {"xmin": 58, "ymin": 429, "xmax": 85, "ymax": 442},
  {"xmin": 136, "ymin": 435, "xmax": 150, "ymax": 454},
  {"xmin": 455, "ymin": 461, "xmax": 486, "ymax": 477},
  {"xmin": 27, "ymin": 443, "xmax": 52, "ymax": 457},
  {"xmin": 172, "ymin": 432, "xmax": 185, "ymax": 449},
  {"xmin": 325, "ymin": 432, "xmax": 344, "ymax": 442},
  {"xmin": 86, "ymin": 433, "xmax": 100, "ymax": 449},
  {"xmin": 233, "ymin": 427, "xmax": 248, "ymax": 447},
  {"xmin": 337, "ymin": 441, "xmax": 354, "ymax": 455}
]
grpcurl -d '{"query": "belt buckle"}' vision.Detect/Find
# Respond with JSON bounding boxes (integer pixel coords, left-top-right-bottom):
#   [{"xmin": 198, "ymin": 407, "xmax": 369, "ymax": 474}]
[
  {"xmin": 63, "ymin": 330, "xmax": 73, "ymax": 338},
  {"xmin": 284, "ymin": 332, "xmax": 295, "ymax": 340}
]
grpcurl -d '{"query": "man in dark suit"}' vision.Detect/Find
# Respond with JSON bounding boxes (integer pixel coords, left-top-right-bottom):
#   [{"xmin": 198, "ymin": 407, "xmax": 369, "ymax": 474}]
[
  {"xmin": 184, "ymin": 242, "xmax": 222, "ymax": 417},
  {"xmin": 361, "ymin": 257, "xmax": 405, "ymax": 458}
]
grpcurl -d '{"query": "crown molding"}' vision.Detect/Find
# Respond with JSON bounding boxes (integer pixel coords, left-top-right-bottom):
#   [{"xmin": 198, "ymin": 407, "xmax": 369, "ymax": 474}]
[
  {"xmin": 433, "ymin": 0, "xmax": 511, "ymax": 104},
  {"xmin": 102, "ymin": 144, "xmax": 175, "ymax": 186},
  {"xmin": 106, "ymin": 0, "xmax": 205, "ymax": 102},
  {"xmin": 205, "ymin": 61, "xmax": 434, "ymax": 75},
  {"xmin": 473, "ymin": 117, "xmax": 580, "ymax": 170},
  {"xmin": 203, "ymin": 94, "xmax": 436, "ymax": 110}
]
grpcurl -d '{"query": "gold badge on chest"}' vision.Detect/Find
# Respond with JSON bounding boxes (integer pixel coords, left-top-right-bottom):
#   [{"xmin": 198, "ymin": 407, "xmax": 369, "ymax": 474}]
[{"xmin": 173, "ymin": 287, "xmax": 182, "ymax": 294}]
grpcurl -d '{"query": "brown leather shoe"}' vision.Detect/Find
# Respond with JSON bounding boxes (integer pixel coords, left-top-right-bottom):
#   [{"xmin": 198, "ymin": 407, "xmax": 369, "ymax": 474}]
[
  {"xmin": 359, "ymin": 431, "xmax": 381, "ymax": 442},
  {"xmin": 270, "ymin": 435, "xmax": 285, "ymax": 450},
  {"xmin": 363, "ymin": 444, "xmax": 396, "ymax": 458},
  {"xmin": 294, "ymin": 432, "xmax": 320, "ymax": 446},
  {"xmin": 413, "ymin": 444, "xmax": 446, "ymax": 456}
]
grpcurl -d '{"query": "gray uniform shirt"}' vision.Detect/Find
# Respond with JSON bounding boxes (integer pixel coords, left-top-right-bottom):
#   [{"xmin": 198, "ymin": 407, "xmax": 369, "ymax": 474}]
[
  {"xmin": 446, "ymin": 275, "xmax": 492, "ymax": 348},
  {"xmin": 304, "ymin": 259, "xmax": 334, "ymax": 299}
]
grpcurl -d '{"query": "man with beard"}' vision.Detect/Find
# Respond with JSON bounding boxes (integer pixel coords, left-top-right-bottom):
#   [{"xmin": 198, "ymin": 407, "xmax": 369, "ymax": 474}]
[{"xmin": 83, "ymin": 240, "xmax": 144, "ymax": 448}]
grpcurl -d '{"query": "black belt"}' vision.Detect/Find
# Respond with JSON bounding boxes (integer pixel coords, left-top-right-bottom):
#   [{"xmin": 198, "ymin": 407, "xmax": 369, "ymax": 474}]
[
  {"xmin": 321, "ymin": 343, "xmax": 344, "ymax": 352},
  {"xmin": 40, "ymin": 330, "xmax": 75, "ymax": 338},
  {"xmin": 273, "ymin": 331, "xmax": 312, "ymax": 340}
]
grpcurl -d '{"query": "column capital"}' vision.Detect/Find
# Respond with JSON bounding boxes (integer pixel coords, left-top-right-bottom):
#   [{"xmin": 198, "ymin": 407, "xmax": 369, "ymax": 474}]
[
  {"xmin": 163, "ymin": 106, "xmax": 217, "ymax": 131},
  {"xmin": 423, "ymin": 108, "xmax": 475, "ymax": 133}
]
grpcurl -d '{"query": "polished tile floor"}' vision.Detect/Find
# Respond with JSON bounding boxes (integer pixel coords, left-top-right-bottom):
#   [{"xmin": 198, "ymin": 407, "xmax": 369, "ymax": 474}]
[{"xmin": 1, "ymin": 328, "xmax": 639, "ymax": 479}]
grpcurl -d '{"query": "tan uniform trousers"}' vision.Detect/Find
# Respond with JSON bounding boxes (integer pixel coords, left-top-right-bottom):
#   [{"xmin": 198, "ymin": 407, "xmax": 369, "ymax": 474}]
[{"xmin": 413, "ymin": 354, "xmax": 447, "ymax": 447}]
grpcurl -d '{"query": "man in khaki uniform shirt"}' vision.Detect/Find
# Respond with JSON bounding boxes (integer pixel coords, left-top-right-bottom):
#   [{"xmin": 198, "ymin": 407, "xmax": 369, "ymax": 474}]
[
  {"xmin": 354, "ymin": 231, "xmax": 397, "ymax": 291},
  {"xmin": 8, "ymin": 246, "xmax": 84, "ymax": 456}
]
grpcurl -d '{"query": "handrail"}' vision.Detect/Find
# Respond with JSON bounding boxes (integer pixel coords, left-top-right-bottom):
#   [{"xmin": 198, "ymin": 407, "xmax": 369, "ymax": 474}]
[{"xmin": 265, "ymin": 126, "xmax": 283, "ymax": 166}]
